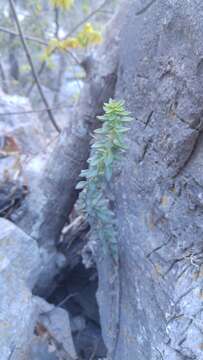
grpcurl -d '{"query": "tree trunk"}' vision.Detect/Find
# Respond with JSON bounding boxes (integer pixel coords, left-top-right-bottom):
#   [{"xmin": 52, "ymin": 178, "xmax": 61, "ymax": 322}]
[{"xmin": 96, "ymin": 1, "xmax": 203, "ymax": 359}]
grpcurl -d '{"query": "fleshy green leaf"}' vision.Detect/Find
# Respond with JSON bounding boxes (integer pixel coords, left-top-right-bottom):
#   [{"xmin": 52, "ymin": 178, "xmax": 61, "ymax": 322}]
[
  {"xmin": 76, "ymin": 99, "xmax": 132, "ymax": 262},
  {"xmin": 75, "ymin": 181, "xmax": 87, "ymax": 190}
]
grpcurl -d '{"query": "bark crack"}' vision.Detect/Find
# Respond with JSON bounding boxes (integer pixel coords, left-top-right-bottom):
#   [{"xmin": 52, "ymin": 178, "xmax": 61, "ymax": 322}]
[
  {"xmin": 146, "ymin": 236, "xmax": 172, "ymax": 258},
  {"xmin": 136, "ymin": 0, "xmax": 157, "ymax": 16}
]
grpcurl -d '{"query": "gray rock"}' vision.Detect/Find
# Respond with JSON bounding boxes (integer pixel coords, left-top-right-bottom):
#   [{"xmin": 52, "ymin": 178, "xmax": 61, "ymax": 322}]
[
  {"xmin": 30, "ymin": 305, "xmax": 76, "ymax": 360},
  {"xmin": 71, "ymin": 315, "xmax": 86, "ymax": 333},
  {"xmin": 0, "ymin": 90, "xmax": 45, "ymax": 155},
  {"xmin": 29, "ymin": 338, "xmax": 59, "ymax": 360},
  {"xmin": 0, "ymin": 218, "xmax": 41, "ymax": 288},
  {"xmin": 0, "ymin": 218, "xmax": 41, "ymax": 359},
  {"xmin": 39, "ymin": 307, "xmax": 76, "ymax": 357},
  {"xmin": 96, "ymin": 1, "xmax": 203, "ymax": 359},
  {"xmin": 0, "ymin": 91, "xmax": 46, "ymax": 217},
  {"xmin": 0, "ymin": 219, "xmax": 75, "ymax": 360}
]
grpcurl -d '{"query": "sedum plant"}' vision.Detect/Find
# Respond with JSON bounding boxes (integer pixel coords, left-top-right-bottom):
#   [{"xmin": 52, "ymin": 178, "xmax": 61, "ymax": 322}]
[{"xmin": 76, "ymin": 99, "xmax": 132, "ymax": 264}]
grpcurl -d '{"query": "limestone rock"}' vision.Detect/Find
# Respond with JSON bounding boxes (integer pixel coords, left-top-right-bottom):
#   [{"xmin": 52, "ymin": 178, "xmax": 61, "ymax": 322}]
[
  {"xmin": 0, "ymin": 218, "xmax": 41, "ymax": 359},
  {"xmin": 0, "ymin": 92, "xmax": 46, "ymax": 217},
  {"xmin": 30, "ymin": 304, "xmax": 76, "ymax": 360},
  {"xmin": 0, "ymin": 92, "xmax": 45, "ymax": 155}
]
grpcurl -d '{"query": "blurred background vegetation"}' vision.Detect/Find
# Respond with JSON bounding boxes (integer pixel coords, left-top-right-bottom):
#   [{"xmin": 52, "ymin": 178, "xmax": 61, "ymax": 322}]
[{"xmin": 0, "ymin": 0, "xmax": 119, "ymax": 133}]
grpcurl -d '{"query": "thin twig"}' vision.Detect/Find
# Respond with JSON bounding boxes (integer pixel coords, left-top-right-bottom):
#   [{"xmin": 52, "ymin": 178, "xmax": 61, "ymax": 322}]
[
  {"xmin": 0, "ymin": 25, "xmax": 82, "ymax": 93},
  {"xmin": 0, "ymin": 26, "xmax": 47, "ymax": 46},
  {"xmin": 26, "ymin": 61, "xmax": 46, "ymax": 96},
  {"xmin": 53, "ymin": 54, "xmax": 64, "ymax": 105},
  {"xmin": 56, "ymin": 292, "xmax": 78, "ymax": 308},
  {"xmin": 65, "ymin": 49, "xmax": 81, "ymax": 67},
  {"xmin": 1, "ymin": 0, "xmax": 110, "ymax": 45},
  {"xmin": 40, "ymin": 293, "xmax": 78, "ymax": 318},
  {"xmin": 63, "ymin": 0, "xmax": 109, "ymax": 40},
  {"xmin": 0, "ymin": 26, "xmax": 81, "ymax": 71},
  {"xmin": 0, "ymin": 25, "xmax": 81, "ymax": 66},
  {"xmin": 9, "ymin": 0, "xmax": 61, "ymax": 133},
  {"xmin": 1, "ymin": 1, "xmax": 107, "ymax": 101},
  {"xmin": 54, "ymin": 6, "xmax": 60, "ymax": 39},
  {"xmin": 0, "ymin": 61, "xmax": 8, "ymax": 93},
  {"xmin": 0, "ymin": 102, "xmax": 69, "ymax": 117},
  {"xmin": 0, "ymin": 26, "xmax": 51, "ymax": 97}
]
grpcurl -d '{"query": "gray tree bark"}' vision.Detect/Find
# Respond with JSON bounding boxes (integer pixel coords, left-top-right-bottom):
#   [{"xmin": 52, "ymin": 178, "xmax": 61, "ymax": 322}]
[{"xmin": 96, "ymin": 1, "xmax": 203, "ymax": 359}]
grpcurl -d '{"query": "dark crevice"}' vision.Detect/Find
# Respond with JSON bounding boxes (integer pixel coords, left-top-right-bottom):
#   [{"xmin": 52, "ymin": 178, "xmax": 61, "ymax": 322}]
[
  {"xmin": 46, "ymin": 262, "xmax": 107, "ymax": 360},
  {"xmin": 172, "ymin": 130, "xmax": 202, "ymax": 179}
]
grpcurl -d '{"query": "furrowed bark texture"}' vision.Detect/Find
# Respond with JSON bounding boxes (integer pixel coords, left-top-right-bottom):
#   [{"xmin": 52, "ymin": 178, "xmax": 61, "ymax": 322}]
[
  {"xmin": 18, "ymin": 6, "xmax": 126, "ymax": 248},
  {"xmin": 96, "ymin": 1, "xmax": 203, "ymax": 359}
]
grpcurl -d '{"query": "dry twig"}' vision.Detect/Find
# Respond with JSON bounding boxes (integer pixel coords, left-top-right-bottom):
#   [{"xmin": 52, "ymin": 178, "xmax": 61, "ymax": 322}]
[
  {"xmin": 0, "ymin": 25, "xmax": 46, "ymax": 45},
  {"xmin": 63, "ymin": 0, "xmax": 109, "ymax": 40},
  {"xmin": 8, "ymin": 0, "xmax": 61, "ymax": 132},
  {"xmin": 0, "ymin": 101, "xmax": 68, "ymax": 117}
]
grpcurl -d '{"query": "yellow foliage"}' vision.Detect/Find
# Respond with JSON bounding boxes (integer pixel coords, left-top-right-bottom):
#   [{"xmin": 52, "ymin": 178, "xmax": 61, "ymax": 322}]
[
  {"xmin": 77, "ymin": 23, "xmax": 102, "ymax": 47},
  {"xmin": 35, "ymin": 2, "xmax": 42, "ymax": 14},
  {"xmin": 51, "ymin": 0, "xmax": 74, "ymax": 10},
  {"xmin": 82, "ymin": 0, "xmax": 90, "ymax": 14},
  {"xmin": 63, "ymin": 38, "xmax": 80, "ymax": 49},
  {"xmin": 42, "ymin": 23, "xmax": 102, "ymax": 61},
  {"xmin": 20, "ymin": 64, "xmax": 31, "ymax": 73},
  {"xmin": 44, "ymin": 37, "xmax": 80, "ymax": 58}
]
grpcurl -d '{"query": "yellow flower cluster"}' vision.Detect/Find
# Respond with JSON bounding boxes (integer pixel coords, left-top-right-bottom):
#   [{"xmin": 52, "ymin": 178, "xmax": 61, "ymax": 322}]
[
  {"xmin": 51, "ymin": 0, "xmax": 74, "ymax": 10},
  {"xmin": 42, "ymin": 23, "xmax": 102, "ymax": 61},
  {"xmin": 46, "ymin": 37, "xmax": 79, "ymax": 55},
  {"xmin": 77, "ymin": 23, "xmax": 102, "ymax": 47}
]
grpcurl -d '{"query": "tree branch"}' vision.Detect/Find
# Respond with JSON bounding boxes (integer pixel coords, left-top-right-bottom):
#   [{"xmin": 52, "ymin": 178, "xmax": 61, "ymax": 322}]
[
  {"xmin": 0, "ymin": 25, "xmax": 47, "ymax": 46},
  {"xmin": 0, "ymin": 26, "xmax": 80, "ymax": 68},
  {"xmin": 8, "ymin": 0, "xmax": 61, "ymax": 133},
  {"xmin": 0, "ymin": 102, "xmax": 70, "ymax": 117},
  {"xmin": 0, "ymin": 61, "xmax": 8, "ymax": 93},
  {"xmin": 26, "ymin": 61, "xmax": 46, "ymax": 96},
  {"xmin": 54, "ymin": 6, "xmax": 60, "ymax": 39}
]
